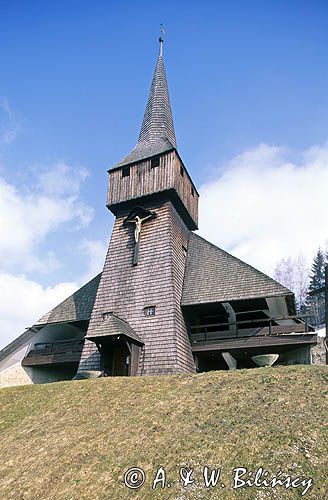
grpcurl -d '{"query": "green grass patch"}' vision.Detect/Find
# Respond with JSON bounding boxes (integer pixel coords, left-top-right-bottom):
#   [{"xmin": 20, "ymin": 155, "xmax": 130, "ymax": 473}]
[{"xmin": 0, "ymin": 365, "xmax": 327, "ymax": 499}]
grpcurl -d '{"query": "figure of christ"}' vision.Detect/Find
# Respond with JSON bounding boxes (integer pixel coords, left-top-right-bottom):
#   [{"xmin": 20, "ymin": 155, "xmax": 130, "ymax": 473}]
[
  {"xmin": 123, "ymin": 212, "xmax": 155, "ymax": 265},
  {"xmin": 133, "ymin": 214, "xmax": 153, "ymax": 243}
]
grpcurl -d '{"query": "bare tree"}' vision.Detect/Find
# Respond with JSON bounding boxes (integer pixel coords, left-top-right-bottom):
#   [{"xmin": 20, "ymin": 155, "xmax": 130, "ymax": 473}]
[{"xmin": 274, "ymin": 254, "xmax": 309, "ymax": 312}]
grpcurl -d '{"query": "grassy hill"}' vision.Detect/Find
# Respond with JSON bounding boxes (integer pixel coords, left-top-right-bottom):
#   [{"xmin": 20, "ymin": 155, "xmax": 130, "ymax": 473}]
[{"xmin": 0, "ymin": 365, "xmax": 327, "ymax": 500}]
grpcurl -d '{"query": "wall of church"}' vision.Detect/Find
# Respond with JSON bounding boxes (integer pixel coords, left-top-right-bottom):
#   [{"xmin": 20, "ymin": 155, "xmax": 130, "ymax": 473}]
[
  {"xmin": 0, "ymin": 323, "xmax": 88, "ymax": 388},
  {"xmin": 0, "ymin": 361, "xmax": 33, "ymax": 388},
  {"xmin": 0, "ymin": 360, "xmax": 80, "ymax": 388},
  {"xmin": 277, "ymin": 345, "xmax": 312, "ymax": 366},
  {"xmin": 79, "ymin": 197, "xmax": 195, "ymax": 375},
  {"xmin": 78, "ymin": 340, "xmax": 101, "ymax": 371},
  {"xmin": 107, "ymin": 151, "xmax": 198, "ymax": 228},
  {"xmin": 172, "ymin": 153, "xmax": 199, "ymax": 227},
  {"xmin": 170, "ymin": 203, "xmax": 198, "ymax": 372}
]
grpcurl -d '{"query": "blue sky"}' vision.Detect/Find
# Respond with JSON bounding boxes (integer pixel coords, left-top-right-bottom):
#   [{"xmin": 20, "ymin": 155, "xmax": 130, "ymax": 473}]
[
  {"xmin": 1, "ymin": 1, "xmax": 328, "ymax": 346},
  {"xmin": 2, "ymin": 1, "xmax": 328, "ymax": 170}
]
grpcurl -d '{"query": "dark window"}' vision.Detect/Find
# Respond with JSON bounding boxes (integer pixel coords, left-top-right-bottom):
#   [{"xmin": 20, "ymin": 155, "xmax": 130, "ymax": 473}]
[
  {"xmin": 182, "ymin": 245, "xmax": 188, "ymax": 256},
  {"xmin": 102, "ymin": 311, "xmax": 113, "ymax": 320},
  {"xmin": 180, "ymin": 165, "xmax": 184, "ymax": 176},
  {"xmin": 122, "ymin": 166, "xmax": 130, "ymax": 178},
  {"xmin": 144, "ymin": 306, "xmax": 156, "ymax": 317},
  {"xmin": 151, "ymin": 156, "xmax": 160, "ymax": 168},
  {"xmin": 191, "ymin": 187, "xmax": 195, "ymax": 197}
]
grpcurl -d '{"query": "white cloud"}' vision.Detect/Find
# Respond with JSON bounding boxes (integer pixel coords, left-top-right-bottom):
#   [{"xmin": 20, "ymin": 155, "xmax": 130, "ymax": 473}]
[
  {"xmin": 79, "ymin": 238, "xmax": 107, "ymax": 284},
  {"xmin": 36, "ymin": 161, "xmax": 90, "ymax": 196},
  {"xmin": 0, "ymin": 238, "xmax": 107, "ymax": 350},
  {"xmin": 199, "ymin": 143, "xmax": 328, "ymax": 276},
  {"xmin": 0, "ymin": 162, "xmax": 101, "ymax": 350},
  {"xmin": 0, "ymin": 163, "xmax": 94, "ymax": 273},
  {"xmin": 0, "ymin": 97, "xmax": 22, "ymax": 144},
  {"xmin": 0, "ymin": 273, "xmax": 78, "ymax": 350}
]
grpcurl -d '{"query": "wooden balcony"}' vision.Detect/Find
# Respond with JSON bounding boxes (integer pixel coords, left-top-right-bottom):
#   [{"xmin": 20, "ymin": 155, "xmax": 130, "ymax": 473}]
[
  {"xmin": 22, "ymin": 339, "xmax": 84, "ymax": 367},
  {"xmin": 189, "ymin": 315, "xmax": 317, "ymax": 352}
]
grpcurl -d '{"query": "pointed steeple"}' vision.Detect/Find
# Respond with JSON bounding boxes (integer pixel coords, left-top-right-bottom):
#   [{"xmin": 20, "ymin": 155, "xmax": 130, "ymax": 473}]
[
  {"xmin": 113, "ymin": 36, "xmax": 177, "ymax": 169},
  {"xmin": 138, "ymin": 37, "xmax": 177, "ymax": 149}
]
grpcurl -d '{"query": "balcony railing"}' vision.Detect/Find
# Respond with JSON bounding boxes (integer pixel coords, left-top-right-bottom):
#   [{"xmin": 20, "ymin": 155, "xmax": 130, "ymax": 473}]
[
  {"xmin": 189, "ymin": 315, "xmax": 315, "ymax": 344},
  {"xmin": 22, "ymin": 339, "xmax": 84, "ymax": 366}
]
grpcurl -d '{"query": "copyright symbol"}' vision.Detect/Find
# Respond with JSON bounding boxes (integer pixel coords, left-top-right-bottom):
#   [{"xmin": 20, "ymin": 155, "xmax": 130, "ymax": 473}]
[{"xmin": 124, "ymin": 467, "xmax": 146, "ymax": 489}]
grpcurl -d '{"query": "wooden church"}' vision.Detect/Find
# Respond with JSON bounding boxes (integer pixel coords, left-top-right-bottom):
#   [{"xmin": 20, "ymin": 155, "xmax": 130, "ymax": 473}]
[{"xmin": 0, "ymin": 38, "xmax": 321, "ymax": 387}]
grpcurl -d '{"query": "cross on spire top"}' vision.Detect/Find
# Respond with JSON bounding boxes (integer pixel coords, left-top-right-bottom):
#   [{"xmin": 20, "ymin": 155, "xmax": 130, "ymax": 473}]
[{"xmin": 159, "ymin": 24, "xmax": 165, "ymax": 56}]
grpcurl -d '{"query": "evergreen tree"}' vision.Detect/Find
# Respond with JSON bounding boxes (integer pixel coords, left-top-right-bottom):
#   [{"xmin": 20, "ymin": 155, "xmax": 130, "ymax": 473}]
[
  {"xmin": 307, "ymin": 248, "xmax": 326, "ymax": 327},
  {"xmin": 308, "ymin": 248, "xmax": 325, "ymax": 291}
]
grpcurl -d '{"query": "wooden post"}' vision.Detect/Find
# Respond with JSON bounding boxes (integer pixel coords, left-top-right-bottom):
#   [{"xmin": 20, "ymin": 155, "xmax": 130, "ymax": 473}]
[
  {"xmin": 133, "ymin": 241, "xmax": 139, "ymax": 265},
  {"xmin": 130, "ymin": 344, "xmax": 141, "ymax": 376}
]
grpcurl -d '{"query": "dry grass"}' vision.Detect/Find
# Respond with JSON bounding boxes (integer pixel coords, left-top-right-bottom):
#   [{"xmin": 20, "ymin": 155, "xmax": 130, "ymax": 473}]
[{"xmin": 0, "ymin": 365, "xmax": 327, "ymax": 499}]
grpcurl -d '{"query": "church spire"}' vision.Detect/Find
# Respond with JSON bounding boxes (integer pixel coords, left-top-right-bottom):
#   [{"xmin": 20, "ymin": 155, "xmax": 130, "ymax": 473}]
[
  {"xmin": 137, "ymin": 34, "xmax": 177, "ymax": 149},
  {"xmin": 113, "ymin": 35, "xmax": 177, "ymax": 169}
]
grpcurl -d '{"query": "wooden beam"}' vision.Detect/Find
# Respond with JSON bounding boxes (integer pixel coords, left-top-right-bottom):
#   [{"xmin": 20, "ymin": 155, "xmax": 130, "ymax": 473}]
[
  {"xmin": 22, "ymin": 352, "xmax": 82, "ymax": 366},
  {"xmin": 133, "ymin": 241, "xmax": 139, "ymax": 265},
  {"xmin": 190, "ymin": 324, "xmax": 311, "ymax": 344},
  {"xmin": 191, "ymin": 334, "xmax": 318, "ymax": 353}
]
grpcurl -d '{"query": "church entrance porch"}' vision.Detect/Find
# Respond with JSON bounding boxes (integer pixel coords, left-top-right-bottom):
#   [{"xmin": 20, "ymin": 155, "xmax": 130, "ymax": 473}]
[
  {"xmin": 85, "ymin": 313, "xmax": 144, "ymax": 377},
  {"xmin": 97, "ymin": 338, "xmax": 130, "ymax": 377}
]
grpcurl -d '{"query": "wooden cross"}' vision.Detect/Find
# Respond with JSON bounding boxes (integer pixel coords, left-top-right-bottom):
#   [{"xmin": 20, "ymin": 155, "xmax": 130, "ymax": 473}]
[{"xmin": 123, "ymin": 208, "xmax": 156, "ymax": 265}]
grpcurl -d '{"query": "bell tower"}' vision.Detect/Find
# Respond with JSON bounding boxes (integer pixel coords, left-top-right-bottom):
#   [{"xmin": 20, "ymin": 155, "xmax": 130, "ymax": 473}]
[
  {"xmin": 78, "ymin": 37, "xmax": 198, "ymax": 376},
  {"xmin": 106, "ymin": 35, "xmax": 198, "ymax": 230}
]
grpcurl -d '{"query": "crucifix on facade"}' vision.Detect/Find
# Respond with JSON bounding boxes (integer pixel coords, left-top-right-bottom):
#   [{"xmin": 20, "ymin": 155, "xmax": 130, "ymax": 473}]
[{"xmin": 123, "ymin": 207, "xmax": 157, "ymax": 265}]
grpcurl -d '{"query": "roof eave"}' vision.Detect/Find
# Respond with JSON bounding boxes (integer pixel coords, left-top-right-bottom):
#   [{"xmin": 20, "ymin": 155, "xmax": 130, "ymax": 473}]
[
  {"xmin": 108, "ymin": 146, "xmax": 175, "ymax": 173},
  {"xmin": 181, "ymin": 291, "xmax": 295, "ymax": 308}
]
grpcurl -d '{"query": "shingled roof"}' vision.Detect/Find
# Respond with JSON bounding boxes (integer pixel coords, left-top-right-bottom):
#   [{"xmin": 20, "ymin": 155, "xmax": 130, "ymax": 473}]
[
  {"xmin": 112, "ymin": 42, "xmax": 177, "ymax": 169},
  {"xmin": 86, "ymin": 314, "xmax": 143, "ymax": 345},
  {"xmin": 36, "ymin": 273, "xmax": 101, "ymax": 325},
  {"xmin": 181, "ymin": 233, "xmax": 293, "ymax": 306}
]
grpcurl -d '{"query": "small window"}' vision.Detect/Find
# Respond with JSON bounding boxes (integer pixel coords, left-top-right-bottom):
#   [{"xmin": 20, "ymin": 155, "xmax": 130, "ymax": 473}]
[
  {"xmin": 151, "ymin": 156, "xmax": 160, "ymax": 168},
  {"xmin": 182, "ymin": 245, "xmax": 188, "ymax": 256},
  {"xmin": 180, "ymin": 165, "xmax": 184, "ymax": 176},
  {"xmin": 102, "ymin": 311, "xmax": 113, "ymax": 320},
  {"xmin": 144, "ymin": 306, "xmax": 156, "ymax": 317},
  {"xmin": 191, "ymin": 187, "xmax": 195, "ymax": 197},
  {"xmin": 122, "ymin": 166, "xmax": 130, "ymax": 178}
]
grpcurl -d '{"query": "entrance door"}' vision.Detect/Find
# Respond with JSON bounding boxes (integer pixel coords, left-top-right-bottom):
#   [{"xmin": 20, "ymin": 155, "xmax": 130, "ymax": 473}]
[
  {"xmin": 112, "ymin": 346, "xmax": 129, "ymax": 376},
  {"xmin": 101, "ymin": 344, "xmax": 113, "ymax": 376}
]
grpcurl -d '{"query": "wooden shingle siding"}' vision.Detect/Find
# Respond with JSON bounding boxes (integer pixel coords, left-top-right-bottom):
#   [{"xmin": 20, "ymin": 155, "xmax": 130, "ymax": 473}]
[
  {"xmin": 182, "ymin": 233, "xmax": 294, "ymax": 306},
  {"xmin": 107, "ymin": 151, "xmax": 198, "ymax": 229},
  {"xmin": 170, "ymin": 204, "xmax": 195, "ymax": 372},
  {"xmin": 79, "ymin": 198, "xmax": 195, "ymax": 375},
  {"xmin": 112, "ymin": 50, "xmax": 177, "ymax": 170},
  {"xmin": 172, "ymin": 153, "xmax": 198, "ymax": 227},
  {"xmin": 79, "ymin": 340, "xmax": 101, "ymax": 371}
]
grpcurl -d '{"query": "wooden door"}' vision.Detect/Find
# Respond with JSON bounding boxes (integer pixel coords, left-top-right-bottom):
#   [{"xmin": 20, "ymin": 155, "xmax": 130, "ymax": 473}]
[
  {"xmin": 112, "ymin": 346, "xmax": 129, "ymax": 376},
  {"xmin": 100, "ymin": 343, "xmax": 113, "ymax": 376}
]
